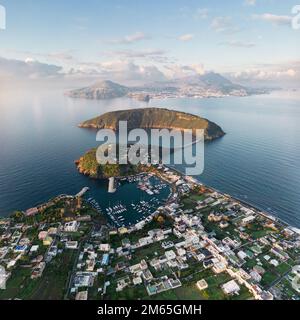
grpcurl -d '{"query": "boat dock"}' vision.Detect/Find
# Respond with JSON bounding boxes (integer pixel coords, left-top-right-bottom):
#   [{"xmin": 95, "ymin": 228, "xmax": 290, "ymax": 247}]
[{"xmin": 76, "ymin": 187, "xmax": 90, "ymax": 197}]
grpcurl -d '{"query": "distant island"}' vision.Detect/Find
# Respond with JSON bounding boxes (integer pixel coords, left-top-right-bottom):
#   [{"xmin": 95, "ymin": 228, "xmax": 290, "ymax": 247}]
[
  {"xmin": 78, "ymin": 108, "xmax": 225, "ymax": 141},
  {"xmin": 66, "ymin": 72, "xmax": 270, "ymax": 101}
]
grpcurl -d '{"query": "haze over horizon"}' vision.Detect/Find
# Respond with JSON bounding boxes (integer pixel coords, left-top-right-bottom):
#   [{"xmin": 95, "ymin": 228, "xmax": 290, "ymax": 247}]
[{"xmin": 0, "ymin": 0, "xmax": 300, "ymax": 89}]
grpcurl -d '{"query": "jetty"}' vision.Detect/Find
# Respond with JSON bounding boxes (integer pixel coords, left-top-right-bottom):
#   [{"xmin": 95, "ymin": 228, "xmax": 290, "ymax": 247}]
[{"xmin": 76, "ymin": 187, "xmax": 90, "ymax": 197}]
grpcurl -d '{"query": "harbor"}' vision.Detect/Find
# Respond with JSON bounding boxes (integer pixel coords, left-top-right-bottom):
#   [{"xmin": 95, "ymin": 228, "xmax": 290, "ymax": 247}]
[{"xmin": 84, "ymin": 173, "xmax": 171, "ymax": 228}]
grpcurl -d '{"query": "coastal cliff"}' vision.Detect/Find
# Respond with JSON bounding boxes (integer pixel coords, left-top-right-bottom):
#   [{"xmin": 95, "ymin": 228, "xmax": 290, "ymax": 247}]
[{"xmin": 75, "ymin": 148, "xmax": 140, "ymax": 179}]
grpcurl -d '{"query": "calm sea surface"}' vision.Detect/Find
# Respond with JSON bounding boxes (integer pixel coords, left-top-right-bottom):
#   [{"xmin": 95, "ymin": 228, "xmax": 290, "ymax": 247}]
[{"xmin": 0, "ymin": 90, "xmax": 299, "ymax": 227}]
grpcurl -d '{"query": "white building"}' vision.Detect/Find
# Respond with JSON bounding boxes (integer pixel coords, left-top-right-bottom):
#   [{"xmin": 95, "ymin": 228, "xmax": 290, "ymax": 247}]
[
  {"xmin": 66, "ymin": 241, "xmax": 78, "ymax": 249},
  {"xmin": 222, "ymin": 280, "xmax": 240, "ymax": 295},
  {"xmin": 241, "ymin": 215, "xmax": 256, "ymax": 226},
  {"xmin": 165, "ymin": 250, "xmax": 176, "ymax": 261},
  {"xmin": 99, "ymin": 244, "xmax": 111, "ymax": 252},
  {"xmin": 196, "ymin": 279, "xmax": 208, "ymax": 291},
  {"xmin": 64, "ymin": 221, "xmax": 79, "ymax": 232}
]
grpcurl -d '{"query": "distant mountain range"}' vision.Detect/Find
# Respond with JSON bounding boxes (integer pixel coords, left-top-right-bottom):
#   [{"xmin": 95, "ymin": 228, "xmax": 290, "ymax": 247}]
[{"xmin": 66, "ymin": 72, "xmax": 270, "ymax": 100}]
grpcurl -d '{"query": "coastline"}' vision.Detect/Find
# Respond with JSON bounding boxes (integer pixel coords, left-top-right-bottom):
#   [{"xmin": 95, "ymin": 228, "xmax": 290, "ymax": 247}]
[
  {"xmin": 0, "ymin": 162, "xmax": 299, "ymax": 234},
  {"xmin": 166, "ymin": 165, "xmax": 300, "ymax": 233}
]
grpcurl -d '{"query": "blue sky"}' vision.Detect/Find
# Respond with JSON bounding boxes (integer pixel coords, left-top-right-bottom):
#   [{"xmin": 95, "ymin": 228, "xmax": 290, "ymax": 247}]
[{"xmin": 0, "ymin": 0, "xmax": 299, "ymax": 85}]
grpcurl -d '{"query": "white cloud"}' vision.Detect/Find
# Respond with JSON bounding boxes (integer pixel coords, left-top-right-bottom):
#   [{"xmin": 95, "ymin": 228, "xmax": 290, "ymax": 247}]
[
  {"xmin": 47, "ymin": 52, "xmax": 74, "ymax": 61},
  {"xmin": 233, "ymin": 68, "xmax": 299, "ymax": 81},
  {"xmin": 179, "ymin": 7, "xmax": 208, "ymax": 20},
  {"xmin": 194, "ymin": 8, "xmax": 209, "ymax": 20},
  {"xmin": 178, "ymin": 34, "xmax": 194, "ymax": 41},
  {"xmin": 108, "ymin": 32, "xmax": 150, "ymax": 44},
  {"xmin": 67, "ymin": 60, "xmax": 167, "ymax": 85},
  {"xmin": 245, "ymin": 0, "xmax": 256, "ymax": 6},
  {"xmin": 253, "ymin": 13, "xmax": 292, "ymax": 26},
  {"xmin": 105, "ymin": 49, "xmax": 172, "ymax": 64},
  {"xmin": 220, "ymin": 40, "xmax": 255, "ymax": 48},
  {"xmin": 107, "ymin": 49, "xmax": 166, "ymax": 58},
  {"xmin": 211, "ymin": 16, "xmax": 239, "ymax": 33},
  {"xmin": 164, "ymin": 63, "xmax": 205, "ymax": 79},
  {"xmin": 0, "ymin": 56, "xmax": 63, "ymax": 80}
]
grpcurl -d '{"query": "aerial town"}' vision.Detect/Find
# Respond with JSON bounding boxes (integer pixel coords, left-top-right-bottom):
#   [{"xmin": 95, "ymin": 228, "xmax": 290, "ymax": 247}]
[{"xmin": 0, "ymin": 165, "xmax": 299, "ymax": 300}]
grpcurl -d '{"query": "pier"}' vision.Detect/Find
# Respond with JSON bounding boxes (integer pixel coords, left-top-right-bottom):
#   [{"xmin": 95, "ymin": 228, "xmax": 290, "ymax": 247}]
[{"xmin": 76, "ymin": 187, "xmax": 90, "ymax": 197}]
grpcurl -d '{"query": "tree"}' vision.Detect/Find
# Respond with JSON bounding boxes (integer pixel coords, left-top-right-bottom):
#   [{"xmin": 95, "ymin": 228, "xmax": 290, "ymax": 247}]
[{"xmin": 157, "ymin": 215, "xmax": 165, "ymax": 224}]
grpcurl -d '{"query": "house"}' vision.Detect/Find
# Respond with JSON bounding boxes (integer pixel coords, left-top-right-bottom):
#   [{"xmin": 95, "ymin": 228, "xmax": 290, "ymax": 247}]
[
  {"xmin": 250, "ymin": 270, "xmax": 262, "ymax": 283},
  {"xmin": 142, "ymin": 269, "xmax": 153, "ymax": 281},
  {"xmin": 150, "ymin": 258, "xmax": 161, "ymax": 270},
  {"xmin": 38, "ymin": 231, "xmax": 48, "ymax": 241},
  {"xmin": 86, "ymin": 259, "xmax": 96, "ymax": 272},
  {"xmin": 31, "ymin": 262, "xmax": 46, "ymax": 279},
  {"xmin": 270, "ymin": 259, "xmax": 279, "ymax": 267},
  {"xmin": 237, "ymin": 251, "xmax": 247, "ymax": 260},
  {"xmin": 260, "ymin": 291, "xmax": 274, "ymax": 300},
  {"xmin": 129, "ymin": 260, "xmax": 148, "ymax": 274},
  {"xmin": 30, "ymin": 245, "xmax": 39, "ymax": 253},
  {"xmin": 162, "ymin": 241, "xmax": 174, "ymax": 249},
  {"xmin": 240, "ymin": 207, "xmax": 255, "ymax": 216},
  {"xmin": 271, "ymin": 247, "xmax": 289, "ymax": 261},
  {"xmin": 222, "ymin": 280, "xmax": 240, "ymax": 295},
  {"xmin": 43, "ymin": 236, "xmax": 53, "ymax": 246},
  {"xmin": 66, "ymin": 241, "xmax": 78, "ymax": 250},
  {"xmin": 196, "ymin": 279, "xmax": 208, "ymax": 291},
  {"xmin": 212, "ymin": 261, "xmax": 227, "ymax": 274},
  {"xmin": 177, "ymin": 248, "xmax": 186, "ymax": 257},
  {"xmin": 25, "ymin": 207, "xmax": 39, "ymax": 217},
  {"xmin": 99, "ymin": 244, "xmax": 111, "ymax": 252},
  {"xmin": 48, "ymin": 227, "xmax": 58, "ymax": 235},
  {"xmin": 74, "ymin": 272, "xmax": 94, "ymax": 287},
  {"xmin": 219, "ymin": 221, "xmax": 229, "ymax": 229},
  {"xmin": 165, "ymin": 250, "xmax": 176, "ymax": 261},
  {"xmin": 116, "ymin": 277, "xmax": 130, "ymax": 292},
  {"xmin": 135, "ymin": 221, "xmax": 146, "ymax": 230},
  {"xmin": 138, "ymin": 236, "xmax": 153, "ymax": 247},
  {"xmin": 75, "ymin": 291, "xmax": 88, "ymax": 300},
  {"xmin": 133, "ymin": 276, "xmax": 143, "ymax": 285},
  {"xmin": 250, "ymin": 245, "xmax": 262, "ymax": 255},
  {"xmin": 195, "ymin": 253, "xmax": 205, "ymax": 262},
  {"xmin": 253, "ymin": 265, "xmax": 265, "ymax": 275},
  {"xmin": 64, "ymin": 221, "xmax": 79, "ymax": 232},
  {"xmin": 241, "ymin": 215, "xmax": 256, "ymax": 226},
  {"xmin": 237, "ymin": 268, "xmax": 251, "ymax": 280}
]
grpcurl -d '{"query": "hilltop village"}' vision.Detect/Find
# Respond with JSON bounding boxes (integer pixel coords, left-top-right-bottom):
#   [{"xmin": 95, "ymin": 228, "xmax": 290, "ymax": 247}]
[{"xmin": 0, "ymin": 165, "xmax": 299, "ymax": 300}]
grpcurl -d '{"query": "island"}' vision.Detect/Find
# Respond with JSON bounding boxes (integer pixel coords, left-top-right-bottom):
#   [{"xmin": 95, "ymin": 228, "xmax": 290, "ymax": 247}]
[
  {"xmin": 78, "ymin": 108, "xmax": 225, "ymax": 141},
  {"xmin": 65, "ymin": 73, "xmax": 271, "ymax": 101}
]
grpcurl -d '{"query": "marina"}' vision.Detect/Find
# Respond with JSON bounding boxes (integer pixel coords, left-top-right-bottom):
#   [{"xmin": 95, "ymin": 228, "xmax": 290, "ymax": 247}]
[{"xmin": 84, "ymin": 174, "xmax": 171, "ymax": 228}]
